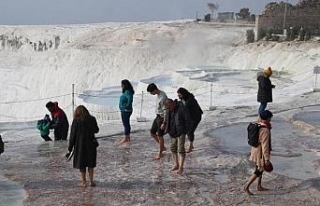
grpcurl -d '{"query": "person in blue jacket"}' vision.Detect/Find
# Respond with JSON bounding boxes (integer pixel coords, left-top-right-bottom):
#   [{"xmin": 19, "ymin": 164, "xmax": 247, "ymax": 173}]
[
  {"xmin": 36, "ymin": 114, "xmax": 52, "ymax": 141},
  {"xmin": 119, "ymin": 79, "xmax": 134, "ymax": 144}
]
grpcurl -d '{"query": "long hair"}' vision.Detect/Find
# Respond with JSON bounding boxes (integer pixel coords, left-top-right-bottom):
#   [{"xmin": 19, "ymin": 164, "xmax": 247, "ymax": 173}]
[
  {"xmin": 74, "ymin": 105, "xmax": 90, "ymax": 120},
  {"xmin": 177, "ymin": 87, "xmax": 191, "ymax": 100},
  {"xmin": 121, "ymin": 79, "xmax": 135, "ymax": 94}
]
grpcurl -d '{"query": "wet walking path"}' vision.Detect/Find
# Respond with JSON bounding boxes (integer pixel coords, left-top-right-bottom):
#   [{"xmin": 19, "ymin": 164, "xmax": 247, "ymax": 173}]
[{"xmin": 1, "ymin": 102, "xmax": 320, "ymax": 205}]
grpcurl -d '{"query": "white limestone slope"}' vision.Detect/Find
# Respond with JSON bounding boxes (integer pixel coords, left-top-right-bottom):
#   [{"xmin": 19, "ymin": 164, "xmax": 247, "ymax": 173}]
[{"xmin": 0, "ymin": 21, "xmax": 319, "ymax": 122}]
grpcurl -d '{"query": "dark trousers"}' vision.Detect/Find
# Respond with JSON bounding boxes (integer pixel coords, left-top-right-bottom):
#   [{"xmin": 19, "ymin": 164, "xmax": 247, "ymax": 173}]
[
  {"xmin": 121, "ymin": 111, "xmax": 132, "ymax": 135},
  {"xmin": 258, "ymin": 102, "xmax": 268, "ymax": 116},
  {"xmin": 41, "ymin": 134, "xmax": 52, "ymax": 141},
  {"xmin": 54, "ymin": 128, "xmax": 68, "ymax": 141},
  {"xmin": 187, "ymin": 119, "xmax": 201, "ymax": 142}
]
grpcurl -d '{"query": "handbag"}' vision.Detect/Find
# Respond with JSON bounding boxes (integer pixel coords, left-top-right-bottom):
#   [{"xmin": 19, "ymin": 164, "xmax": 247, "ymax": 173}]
[
  {"xmin": 264, "ymin": 161, "xmax": 273, "ymax": 172},
  {"xmin": 93, "ymin": 138, "xmax": 99, "ymax": 147}
]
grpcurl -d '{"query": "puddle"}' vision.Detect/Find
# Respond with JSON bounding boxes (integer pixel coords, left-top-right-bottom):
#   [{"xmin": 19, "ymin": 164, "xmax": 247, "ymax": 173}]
[
  {"xmin": 212, "ymin": 116, "xmax": 320, "ymax": 180},
  {"xmin": 294, "ymin": 111, "xmax": 320, "ymax": 127},
  {"xmin": 0, "ymin": 176, "xmax": 25, "ymax": 206}
]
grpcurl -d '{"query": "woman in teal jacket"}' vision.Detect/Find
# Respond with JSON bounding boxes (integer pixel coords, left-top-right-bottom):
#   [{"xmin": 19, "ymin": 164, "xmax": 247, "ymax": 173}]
[{"xmin": 119, "ymin": 79, "xmax": 134, "ymax": 144}]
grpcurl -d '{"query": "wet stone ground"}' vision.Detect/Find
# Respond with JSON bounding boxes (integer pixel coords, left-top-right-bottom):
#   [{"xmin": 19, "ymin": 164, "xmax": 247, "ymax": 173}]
[{"xmin": 1, "ymin": 93, "xmax": 320, "ymax": 205}]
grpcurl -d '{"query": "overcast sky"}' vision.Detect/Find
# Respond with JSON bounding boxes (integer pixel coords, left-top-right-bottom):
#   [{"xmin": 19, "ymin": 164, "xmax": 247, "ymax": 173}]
[{"xmin": 0, "ymin": 0, "xmax": 299, "ymax": 25}]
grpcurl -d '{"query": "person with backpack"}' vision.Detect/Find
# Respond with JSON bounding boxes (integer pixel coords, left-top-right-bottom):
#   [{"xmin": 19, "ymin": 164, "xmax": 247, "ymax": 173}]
[
  {"xmin": 244, "ymin": 110, "xmax": 273, "ymax": 196},
  {"xmin": 177, "ymin": 87, "xmax": 203, "ymax": 153},
  {"xmin": 257, "ymin": 67, "xmax": 275, "ymax": 115},
  {"xmin": 163, "ymin": 98, "xmax": 190, "ymax": 175},
  {"xmin": 36, "ymin": 114, "xmax": 52, "ymax": 141}
]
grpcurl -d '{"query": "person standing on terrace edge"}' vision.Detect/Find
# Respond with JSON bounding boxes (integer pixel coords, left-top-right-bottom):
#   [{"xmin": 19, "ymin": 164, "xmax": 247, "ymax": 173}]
[
  {"xmin": 257, "ymin": 67, "xmax": 275, "ymax": 115},
  {"xmin": 147, "ymin": 83, "xmax": 168, "ymax": 159},
  {"xmin": 119, "ymin": 79, "xmax": 134, "ymax": 144},
  {"xmin": 177, "ymin": 87, "xmax": 203, "ymax": 153}
]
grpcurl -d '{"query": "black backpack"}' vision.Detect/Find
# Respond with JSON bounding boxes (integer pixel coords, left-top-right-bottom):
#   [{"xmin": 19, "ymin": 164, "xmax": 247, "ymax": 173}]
[
  {"xmin": 0, "ymin": 135, "xmax": 4, "ymax": 155},
  {"xmin": 247, "ymin": 123, "xmax": 265, "ymax": 147}
]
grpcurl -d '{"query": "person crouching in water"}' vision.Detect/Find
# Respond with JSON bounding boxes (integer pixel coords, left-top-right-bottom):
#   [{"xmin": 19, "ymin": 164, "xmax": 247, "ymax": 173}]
[
  {"xmin": 163, "ymin": 99, "xmax": 190, "ymax": 175},
  {"xmin": 36, "ymin": 114, "xmax": 52, "ymax": 141},
  {"xmin": 244, "ymin": 110, "xmax": 273, "ymax": 195}
]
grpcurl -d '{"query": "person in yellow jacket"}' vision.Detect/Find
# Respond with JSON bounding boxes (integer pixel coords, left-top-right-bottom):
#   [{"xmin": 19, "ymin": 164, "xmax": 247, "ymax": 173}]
[{"xmin": 244, "ymin": 110, "xmax": 273, "ymax": 195}]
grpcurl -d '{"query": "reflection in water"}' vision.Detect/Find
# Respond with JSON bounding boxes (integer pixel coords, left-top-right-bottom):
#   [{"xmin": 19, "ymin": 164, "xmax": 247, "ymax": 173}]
[{"xmin": 0, "ymin": 178, "xmax": 25, "ymax": 206}]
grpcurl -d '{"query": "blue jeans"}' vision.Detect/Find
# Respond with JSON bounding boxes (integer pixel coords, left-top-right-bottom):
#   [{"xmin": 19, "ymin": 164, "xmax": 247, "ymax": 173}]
[
  {"xmin": 121, "ymin": 111, "xmax": 132, "ymax": 135},
  {"xmin": 258, "ymin": 102, "xmax": 268, "ymax": 116}
]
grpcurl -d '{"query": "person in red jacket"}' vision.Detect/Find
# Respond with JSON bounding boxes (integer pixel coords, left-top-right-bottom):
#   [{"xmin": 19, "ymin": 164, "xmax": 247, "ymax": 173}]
[{"xmin": 46, "ymin": 101, "xmax": 69, "ymax": 141}]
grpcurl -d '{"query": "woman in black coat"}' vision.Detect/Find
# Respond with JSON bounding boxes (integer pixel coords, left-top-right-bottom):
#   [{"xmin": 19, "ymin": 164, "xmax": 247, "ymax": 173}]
[
  {"xmin": 177, "ymin": 87, "xmax": 203, "ymax": 153},
  {"xmin": 68, "ymin": 105, "xmax": 99, "ymax": 187}
]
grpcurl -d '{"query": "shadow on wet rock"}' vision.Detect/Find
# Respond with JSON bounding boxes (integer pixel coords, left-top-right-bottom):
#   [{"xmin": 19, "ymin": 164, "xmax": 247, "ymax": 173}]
[
  {"xmin": 98, "ymin": 180, "xmax": 157, "ymax": 190},
  {"xmin": 293, "ymin": 111, "xmax": 320, "ymax": 126},
  {"xmin": 298, "ymin": 178, "xmax": 320, "ymax": 191},
  {"xmin": 25, "ymin": 180, "xmax": 79, "ymax": 190}
]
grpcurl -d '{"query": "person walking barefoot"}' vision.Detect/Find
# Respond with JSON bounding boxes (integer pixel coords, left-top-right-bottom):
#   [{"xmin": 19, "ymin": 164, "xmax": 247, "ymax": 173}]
[
  {"xmin": 244, "ymin": 110, "xmax": 273, "ymax": 195},
  {"xmin": 119, "ymin": 79, "xmax": 134, "ymax": 144},
  {"xmin": 164, "ymin": 99, "xmax": 190, "ymax": 175},
  {"xmin": 67, "ymin": 105, "xmax": 99, "ymax": 187},
  {"xmin": 177, "ymin": 87, "xmax": 203, "ymax": 153},
  {"xmin": 147, "ymin": 83, "xmax": 168, "ymax": 159}
]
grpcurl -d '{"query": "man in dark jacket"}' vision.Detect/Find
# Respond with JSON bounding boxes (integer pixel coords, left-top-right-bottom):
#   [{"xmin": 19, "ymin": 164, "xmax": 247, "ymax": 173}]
[
  {"xmin": 257, "ymin": 67, "xmax": 275, "ymax": 115},
  {"xmin": 46, "ymin": 101, "xmax": 69, "ymax": 141},
  {"xmin": 163, "ymin": 98, "xmax": 189, "ymax": 175},
  {"xmin": 177, "ymin": 87, "xmax": 203, "ymax": 153}
]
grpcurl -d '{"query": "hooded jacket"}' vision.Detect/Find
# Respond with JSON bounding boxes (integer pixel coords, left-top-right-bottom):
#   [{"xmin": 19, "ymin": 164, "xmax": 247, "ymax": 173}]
[
  {"xmin": 50, "ymin": 102, "xmax": 69, "ymax": 131},
  {"xmin": 37, "ymin": 120, "xmax": 50, "ymax": 136},
  {"xmin": 165, "ymin": 100, "xmax": 190, "ymax": 138},
  {"xmin": 257, "ymin": 72, "xmax": 273, "ymax": 103},
  {"xmin": 183, "ymin": 93, "xmax": 203, "ymax": 123}
]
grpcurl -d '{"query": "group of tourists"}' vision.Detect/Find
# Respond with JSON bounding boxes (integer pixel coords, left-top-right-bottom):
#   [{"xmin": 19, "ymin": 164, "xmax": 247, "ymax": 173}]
[
  {"xmin": 36, "ymin": 80, "xmax": 202, "ymax": 186},
  {"xmin": 35, "ymin": 67, "xmax": 275, "ymax": 190},
  {"xmin": 146, "ymin": 83, "xmax": 203, "ymax": 174}
]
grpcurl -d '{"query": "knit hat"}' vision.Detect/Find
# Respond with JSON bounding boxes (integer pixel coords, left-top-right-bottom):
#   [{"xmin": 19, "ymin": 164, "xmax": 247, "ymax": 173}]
[
  {"xmin": 263, "ymin": 67, "xmax": 272, "ymax": 77},
  {"xmin": 44, "ymin": 114, "xmax": 50, "ymax": 121},
  {"xmin": 260, "ymin": 110, "xmax": 273, "ymax": 120}
]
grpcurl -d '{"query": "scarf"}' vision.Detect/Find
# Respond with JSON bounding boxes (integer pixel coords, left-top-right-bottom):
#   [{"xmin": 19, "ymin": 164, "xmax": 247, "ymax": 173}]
[{"xmin": 259, "ymin": 119, "xmax": 272, "ymax": 151}]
